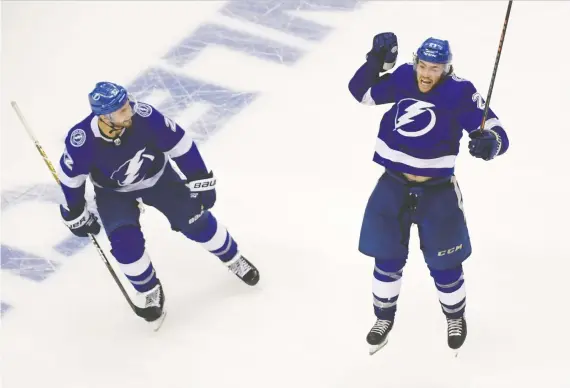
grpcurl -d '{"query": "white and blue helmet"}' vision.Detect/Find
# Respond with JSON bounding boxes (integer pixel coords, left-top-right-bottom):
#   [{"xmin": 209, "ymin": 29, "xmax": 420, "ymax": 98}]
[
  {"xmin": 88, "ymin": 82, "xmax": 129, "ymax": 116},
  {"xmin": 413, "ymin": 37, "xmax": 453, "ymax": 74}
]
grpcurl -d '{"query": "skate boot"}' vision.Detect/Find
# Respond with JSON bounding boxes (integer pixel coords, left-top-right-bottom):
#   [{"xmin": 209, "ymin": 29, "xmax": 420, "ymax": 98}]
[
  {"xmin": 135, "ymin": 279, "xmax": 166, "ymax": 331},
  {"xmin": 226, "ymin": 255, "xmax": 259, "ymax": 286},
  {"xmin": 447, "ymin": 315, "xmax": 467, "ymax": 354},
  {"xmin": 366, "ymin": 318, "xmax": 394, "ymax": 355}
]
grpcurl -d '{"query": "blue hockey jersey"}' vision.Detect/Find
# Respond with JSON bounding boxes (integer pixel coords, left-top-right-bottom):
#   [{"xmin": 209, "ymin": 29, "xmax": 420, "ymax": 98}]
[
  {"xmin": 348, "ymin": 62, "xmax": 510, "ymax": 177},
  {"xmin": 56, "ymin": 102, "xmax": 208, "ymax": 210}
]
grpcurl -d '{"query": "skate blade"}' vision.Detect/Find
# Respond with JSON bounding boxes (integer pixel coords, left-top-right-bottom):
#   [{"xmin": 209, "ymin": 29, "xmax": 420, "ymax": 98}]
[
  {"xmin": 150, "ymin": 310, "xmax": 167, "ymax": 332},
  {"xmin": 368, "ymin": 338, "xmax": 389, "ymax": 355}
]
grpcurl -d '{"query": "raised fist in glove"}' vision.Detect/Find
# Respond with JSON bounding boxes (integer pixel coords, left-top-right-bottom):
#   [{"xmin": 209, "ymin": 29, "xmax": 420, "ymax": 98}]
[
  {"xmin": 186, "ymin": 170, "xmax": 217, "ymax": 211},
  {"xmin": 469, "ymin": 129, "xmax": 502, "ymax": 161},
  {"xmin": 366, "ymin": 32, "xmax": 398, "ymax": 72},
  {"xmin": 60, "ymin": 205, "xmax": 101, "ymax": 237}
]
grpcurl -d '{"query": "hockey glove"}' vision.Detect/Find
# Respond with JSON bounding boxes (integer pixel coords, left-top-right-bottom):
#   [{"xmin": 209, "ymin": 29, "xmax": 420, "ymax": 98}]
[
  {"xmin": 186, "ymin": 171, "xmax": 217, "ymax": 211},
  {"xmin": 468, "ymin": 129, "xmax": 502, "ymax": 161},
  {"xmin": 366, "ymin": 32, "xmax": 398, "ymax": 73},
  {"xmin": 60, "ymin": 205, "xmax": 101, "ymax": 237}
]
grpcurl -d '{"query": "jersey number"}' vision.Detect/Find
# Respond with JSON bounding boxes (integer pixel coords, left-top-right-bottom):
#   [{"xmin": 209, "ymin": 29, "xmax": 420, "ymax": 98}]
[{"xmin": 472, "ymin": 92, "xmax": 486, "ymax": 110}]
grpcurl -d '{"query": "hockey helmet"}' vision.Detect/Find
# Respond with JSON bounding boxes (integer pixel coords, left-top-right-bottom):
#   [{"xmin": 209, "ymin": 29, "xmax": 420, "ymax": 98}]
[
  {"xmin": 414, "ymin": 37, "xmax": 452, "ymax": 74},
  {"xmin": 88, "ymin": 81, "xmax": 129, "ymax": 116}
]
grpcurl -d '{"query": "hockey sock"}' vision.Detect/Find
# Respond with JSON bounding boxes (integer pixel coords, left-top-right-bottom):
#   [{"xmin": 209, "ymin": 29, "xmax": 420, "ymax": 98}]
[
  {"xmin": 181, "ymin": 211, "xmax": 239, "ymax": 263},
  {"xmin": 429, "ymin": 265, "xmax": 466, "ymax": 319},
  {"xmin": 109, "ymin": 226, "xmax": 157, "ymax": 293},
  {"xmin": 373, "ymin": 258, "xmax": 406, "ymax": 320}
]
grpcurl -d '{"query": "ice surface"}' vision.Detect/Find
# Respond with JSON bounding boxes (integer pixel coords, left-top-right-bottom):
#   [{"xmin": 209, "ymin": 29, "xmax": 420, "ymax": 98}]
[{"xmin": 2, "ymin": 1, "xmax": 570, "ymax": 387}]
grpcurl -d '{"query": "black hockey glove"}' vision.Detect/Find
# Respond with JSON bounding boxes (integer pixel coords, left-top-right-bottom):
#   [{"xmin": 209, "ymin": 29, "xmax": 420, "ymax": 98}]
[
  {"xmin": 366, "ymin": 32, "xmax": 398, "ymax": 73},
  {"xmin": 60, "ymin": 205, "xmax": 101, "ymax": 237},
  {"xmin": 468, "ymin": 129, "xmax": 502, "ymax": 161},
  {"xmin": 186, "ymin": 171, "xmax": 217, "ymax": 211}
]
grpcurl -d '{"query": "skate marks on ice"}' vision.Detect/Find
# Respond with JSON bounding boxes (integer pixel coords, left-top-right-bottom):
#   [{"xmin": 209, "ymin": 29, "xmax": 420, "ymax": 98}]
[{"xmin": 124, "ymin": 0, "xmax": 362, "ymax": 143}]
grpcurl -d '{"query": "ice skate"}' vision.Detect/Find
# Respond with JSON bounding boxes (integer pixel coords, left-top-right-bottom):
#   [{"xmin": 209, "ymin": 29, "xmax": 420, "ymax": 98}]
[
  {"xmin": 447, "ymin": 315, "xmax": 467, "ymax": 357},
  {"xmin": 366, "ymin": 318, "xmax": 394, "ymax": 355},
  {"xmin": 135, "ymin": 279, "xmax": 167, "ymax": 331},
  {"xmin": 226, "ymin": 255, "xmax": 260, "ymax": 286}
]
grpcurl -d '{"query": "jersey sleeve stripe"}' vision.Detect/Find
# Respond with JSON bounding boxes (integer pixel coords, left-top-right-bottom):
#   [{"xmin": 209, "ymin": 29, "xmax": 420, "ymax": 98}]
[
  {"xmin": 165, "ymin": 131, "xmax": 194, "ymax": 159},
  {"xmin": 56, "ymin": 164, "xmax": 88, "ymax": 188}
]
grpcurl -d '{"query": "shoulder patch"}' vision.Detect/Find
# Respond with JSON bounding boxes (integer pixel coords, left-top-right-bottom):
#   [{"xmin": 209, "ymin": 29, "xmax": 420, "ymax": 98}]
[
  {"xmin": 70, "ymin": 128, "xmax": 86, "ymax": 147},
  {"xmin": 136, "ymin": 102, "xmax": 153, "ymax": 118}
]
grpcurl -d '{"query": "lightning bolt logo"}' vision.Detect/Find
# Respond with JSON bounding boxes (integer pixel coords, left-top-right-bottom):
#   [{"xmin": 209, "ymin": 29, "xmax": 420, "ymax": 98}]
[
  {"xmin": 112, "ymin": 147, "xmax": 155, "ymax": 186},
  {"xmin": 394, "ymin": 99, "xmax": 437, "ymax": 138},
  {"xmin": 121, "ymin": 148, "xmax": 145, "ymax": 186}
]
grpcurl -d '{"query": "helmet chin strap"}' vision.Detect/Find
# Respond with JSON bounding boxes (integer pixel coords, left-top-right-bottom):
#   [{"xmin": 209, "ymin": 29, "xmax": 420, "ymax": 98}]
[
  {"xmin": 107, "ymin": 114, "xmax": 127, "ymax": 132},
  {"xmin": 99, "ymin": 115, "xmax": 127, "ymax": 139},
  {"xmin": 108, "ymin": 124, "xmax": 124, "ymax": 134}
]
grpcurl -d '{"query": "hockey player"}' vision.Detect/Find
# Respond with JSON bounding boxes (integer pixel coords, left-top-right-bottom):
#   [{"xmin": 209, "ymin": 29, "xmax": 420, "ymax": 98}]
[
  {"xmin": 57, "ymin": 81, "xmax": 260, "ymax": 328},
  {"xmin": 348, "ymin": 33, "xmax": 509, "ymax": 354}
]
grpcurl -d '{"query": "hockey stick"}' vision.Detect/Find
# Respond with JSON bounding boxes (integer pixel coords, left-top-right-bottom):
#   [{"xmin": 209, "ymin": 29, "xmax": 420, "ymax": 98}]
[
  {"xmin": 480, "ymin": 0, "xmax": 513, "ymax": 131},
  {"xmin": 10, "ymin": 101, "xmax": 143, "ymax": 316}
]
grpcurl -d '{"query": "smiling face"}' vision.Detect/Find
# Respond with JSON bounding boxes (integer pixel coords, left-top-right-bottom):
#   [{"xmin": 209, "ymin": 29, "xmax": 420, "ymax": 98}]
[{"xmin": 416, "ymin": 60, "xmax": 446, "ymax": 93}]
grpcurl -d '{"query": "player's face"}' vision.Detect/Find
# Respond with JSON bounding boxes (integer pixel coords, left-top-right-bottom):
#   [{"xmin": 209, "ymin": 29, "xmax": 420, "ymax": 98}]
[
  {"xmin": 416, "ymin": 60, "xmax": 445, "ymax": 93},
  {"xmin": 107, "ymin": 101, "xmax": 135, "ymax": 128}
]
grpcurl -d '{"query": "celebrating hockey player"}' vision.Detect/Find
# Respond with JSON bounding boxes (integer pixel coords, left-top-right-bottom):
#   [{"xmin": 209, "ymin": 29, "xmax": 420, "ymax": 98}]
[
  {"xmin": 348, "ymin": 33, "xmax": 509, "ymax": 354},
  {"xmin": 56, "ymin": 81, "xmax": 260, "ymax": 328}
]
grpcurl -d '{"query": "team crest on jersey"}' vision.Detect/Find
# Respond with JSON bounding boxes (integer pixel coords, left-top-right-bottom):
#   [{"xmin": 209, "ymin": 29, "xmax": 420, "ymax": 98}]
[
  {"xmin": 394, "ymin": 98, "xmax": 437, "ymax": 138},
  {"xmin": 136, "ymin": 102, "xmax": 152, "ymax": 118},
  {"xmin": 111, "ymin": 147, "xmax": 155, "ymax": 186},
  {"xmin": 70, "ymin": 129, "xmax": 86, "ymax": 147}
]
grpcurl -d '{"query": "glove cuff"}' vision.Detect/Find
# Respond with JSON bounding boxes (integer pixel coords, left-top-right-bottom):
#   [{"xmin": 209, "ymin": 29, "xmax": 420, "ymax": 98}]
[
  {"xmin": 186, "ymin": 171, "xmax": 216, "ymax": 192},
  {"xmin": 382, "ymin": 58, "xmax": 396, "ymax": 72},
  {"xmin": 61, "ymin": 206, "xmax": 90, "ymax": 229},
  {"xmin": 366, "ymin": 51, "xmax": 385, "ymax": 71},
  {"xmin": 487, "ymin": 129, "xmax": 503, "ymax": 157}
]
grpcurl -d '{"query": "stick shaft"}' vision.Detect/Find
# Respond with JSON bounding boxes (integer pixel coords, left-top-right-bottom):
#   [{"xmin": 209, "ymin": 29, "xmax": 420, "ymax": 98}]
[{"xmin": 481, "ymin": 1, "xmax": 513, "ymax": 130}]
